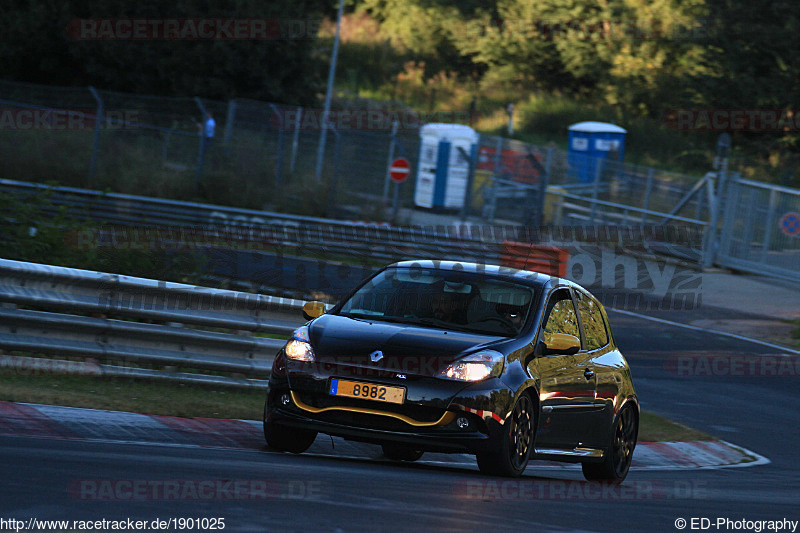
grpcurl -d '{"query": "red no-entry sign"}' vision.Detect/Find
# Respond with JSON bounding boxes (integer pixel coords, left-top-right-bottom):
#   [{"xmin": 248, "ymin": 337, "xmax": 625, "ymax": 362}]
[{"xmin": 389, "ymin": 158, "xmax": 410, "ymax": 183}]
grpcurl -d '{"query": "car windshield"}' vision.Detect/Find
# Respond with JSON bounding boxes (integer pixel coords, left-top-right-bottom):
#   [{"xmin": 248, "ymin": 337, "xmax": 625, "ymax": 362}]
[{"xmin": 338, "ymin": 267, "xmax": 536, "ymax": 337}]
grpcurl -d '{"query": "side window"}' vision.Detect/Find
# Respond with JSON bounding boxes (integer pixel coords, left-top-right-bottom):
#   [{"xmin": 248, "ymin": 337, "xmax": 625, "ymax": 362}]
[
  {"xmin": 575, "ymin": 291, "xmax": 609, "ymax": 350},
  {"xmin": 542, "ymin": 290, "xmax": 580, "ymax": 343}
]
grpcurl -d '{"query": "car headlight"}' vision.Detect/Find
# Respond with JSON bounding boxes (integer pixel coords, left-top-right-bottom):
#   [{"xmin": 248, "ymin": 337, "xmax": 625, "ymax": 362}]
[
  {"xmin": 284, "ymin": 325, "xmax": 315, "ymax": 362},
  {"xmin": 437, "ymin": 350, "xmax": 504, "ymax": 382}
]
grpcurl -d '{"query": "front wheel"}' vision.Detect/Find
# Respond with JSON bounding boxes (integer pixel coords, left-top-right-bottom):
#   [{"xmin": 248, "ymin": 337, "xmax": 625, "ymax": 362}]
[
  {"xmin": 582, "ymin": 403, "xmax": 638, "ymax": 484},
  {"xmin": 263, "ymin": 406, "xmax": 317, "ymax": 454},
  {"xmin": 476, "ymin": 393, "xmax": 534, "ymax": 477}
]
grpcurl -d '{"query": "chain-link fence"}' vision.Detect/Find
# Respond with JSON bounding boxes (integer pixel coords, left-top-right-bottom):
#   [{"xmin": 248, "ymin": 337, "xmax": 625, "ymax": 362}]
[
  {"xmin": 0, "ymin": 80, "xmax": 426, "ymax": 218},
  {"xmin": 1, "ymin": 78, "xmax": 712, "ymax": 225},
  {"xmin": 4, "ymin": 79, "xmax": 800, "ymax": 279}
]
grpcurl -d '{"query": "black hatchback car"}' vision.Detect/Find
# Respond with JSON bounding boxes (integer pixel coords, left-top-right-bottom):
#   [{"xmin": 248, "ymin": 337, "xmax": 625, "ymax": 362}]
[{"xmin": 264, "ymin": 261, "xmax": 638, "ymax": 482}]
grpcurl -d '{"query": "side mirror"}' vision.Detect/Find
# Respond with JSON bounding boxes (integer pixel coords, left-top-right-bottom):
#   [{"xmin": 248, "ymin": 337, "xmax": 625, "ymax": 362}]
[
  {"xmin": 542, "ymin": 333, "xmax": 581, "ymax": 355},
  {"xmin": 302, "ymin": 301, "xmax": 326, "ymax": 321}
]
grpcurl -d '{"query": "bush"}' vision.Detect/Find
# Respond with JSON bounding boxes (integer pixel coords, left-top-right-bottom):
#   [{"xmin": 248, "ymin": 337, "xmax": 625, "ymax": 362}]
[{"xmin": 0, "ymin": 188, "xmax": 207, "ymax": 282}]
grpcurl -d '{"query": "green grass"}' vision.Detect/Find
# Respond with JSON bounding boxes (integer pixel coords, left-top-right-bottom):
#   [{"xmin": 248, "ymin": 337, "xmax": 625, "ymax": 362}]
[
  {"xmin": 638, "ymin": 411, "xmax": 715, "ymax": 442},
  {"xmin": 0, "ymin": 372, "xmax": 714, "ymax": 442},
  {"xmin": 0, "ymin": 373, "xmax": 263, "ymax": 420},
  {"xmin": 788, "ymin": 319, "xmax": 800, "ymax": 349}
]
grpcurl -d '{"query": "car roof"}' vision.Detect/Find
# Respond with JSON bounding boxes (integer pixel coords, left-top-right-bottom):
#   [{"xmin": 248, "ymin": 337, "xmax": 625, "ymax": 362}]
[{"xmin": 389, "ymin": 260, "xmax": 570, "ymax": 289}]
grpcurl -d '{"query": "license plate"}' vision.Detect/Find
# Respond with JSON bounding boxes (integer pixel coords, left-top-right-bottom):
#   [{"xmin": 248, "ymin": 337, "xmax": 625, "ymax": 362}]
[{"xmin": 329, "ymin": 379, "xmax": 405, "ymax": 404}]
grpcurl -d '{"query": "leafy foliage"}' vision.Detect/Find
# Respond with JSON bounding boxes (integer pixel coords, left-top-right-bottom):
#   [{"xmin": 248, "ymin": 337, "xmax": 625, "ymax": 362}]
[
  {"xmin": 0, "ymin": 0, "xmax": 328, "ymax": 105},
  {"xmin": 0, "ymin": 188, "xmax": 207, "ymax": 282}
]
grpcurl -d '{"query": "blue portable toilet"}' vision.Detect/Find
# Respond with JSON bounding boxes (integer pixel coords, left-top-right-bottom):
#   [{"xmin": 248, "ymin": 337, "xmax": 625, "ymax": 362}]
[{"xmin": 567, "ymin": 122, "xmax": 627, "ymax": 183}]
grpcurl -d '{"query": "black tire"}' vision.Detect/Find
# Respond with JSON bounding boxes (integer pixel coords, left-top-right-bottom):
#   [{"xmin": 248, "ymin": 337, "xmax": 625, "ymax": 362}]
[
  {"xmin": 582, "ymin": 403, "xmax": 638, "ymax": 484},
  {"xmin": 381, "ymin": 444, "xmax": 424, "ymax": 462},
  {"xmin": 263, "ymin": 409, "xmax": 317, "ymax": 454},
  {"xmin": 476, "ymin": 393, "xmax": 534, "ymax": 477}
]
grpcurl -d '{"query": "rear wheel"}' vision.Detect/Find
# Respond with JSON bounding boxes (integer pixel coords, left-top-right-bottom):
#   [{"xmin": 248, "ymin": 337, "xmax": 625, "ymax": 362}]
[
  {"xmin": 476, "ymin": 393, "xmax": 534, "ymax": 477},
  {"xmin": 381, "ymin": 444, "xmax": 424, "ymax": 462},
  {"xmin": 582, "ymin": 403, "xmax": 638, "ymax": 484},
  {"xmin": 263, "ymin": 404, "xmax": 317, "ymax": 454}
]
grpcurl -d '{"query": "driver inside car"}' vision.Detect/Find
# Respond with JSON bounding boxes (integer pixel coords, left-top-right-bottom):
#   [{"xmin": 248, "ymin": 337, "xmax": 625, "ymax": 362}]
[
  {"xmin": 496, "ymin": 303, "xmax": 525, "ymax": 331},
  {"xmin": 429, "ymin": 286, "xmax": 471, "ymax": 325}
]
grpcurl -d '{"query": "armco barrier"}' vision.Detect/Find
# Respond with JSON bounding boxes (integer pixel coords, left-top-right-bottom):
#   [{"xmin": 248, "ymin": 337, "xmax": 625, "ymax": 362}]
[
  {"xmin": 499, "ymin": 242, "xmax": 569, "ymax": 277},
  {"xmin": 0, "ymin": 259, "xmax": 309, "ymax": 389}
]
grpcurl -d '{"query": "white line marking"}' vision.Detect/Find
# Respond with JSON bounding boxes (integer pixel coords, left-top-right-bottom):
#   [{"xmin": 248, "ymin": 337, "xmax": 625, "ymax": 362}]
[{"xmin": 608, "ymin": 308, "xmax": 800, "ymax": 355}]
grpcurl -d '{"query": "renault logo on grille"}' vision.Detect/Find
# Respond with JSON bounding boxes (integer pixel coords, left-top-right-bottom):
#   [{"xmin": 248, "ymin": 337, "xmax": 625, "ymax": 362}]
[{"xmin": 369, "ymin": 350, "xmax": 384, "ymax": 363}]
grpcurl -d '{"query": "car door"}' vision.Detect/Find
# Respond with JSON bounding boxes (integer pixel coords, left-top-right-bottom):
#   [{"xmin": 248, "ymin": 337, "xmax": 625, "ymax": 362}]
[
  {"xmin": 572, "ymin": 288, "xmax": 615, "ymax": 449},
  {"xmin": 533, "ymin": 287, "xmax": 598, "ymax": 451}
]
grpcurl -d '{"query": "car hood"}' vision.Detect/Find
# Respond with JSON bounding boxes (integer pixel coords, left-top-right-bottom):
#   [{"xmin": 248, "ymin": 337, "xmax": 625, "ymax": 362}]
[{"xmin": 307, "ymin": 313, "xmax": 505, "ymax": 375}]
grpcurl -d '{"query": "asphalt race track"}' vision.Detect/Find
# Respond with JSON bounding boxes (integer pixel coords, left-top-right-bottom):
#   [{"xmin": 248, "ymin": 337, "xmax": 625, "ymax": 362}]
[{"xmin": 1, "ymin": 309, "xmax": 799, "ymax": 533}]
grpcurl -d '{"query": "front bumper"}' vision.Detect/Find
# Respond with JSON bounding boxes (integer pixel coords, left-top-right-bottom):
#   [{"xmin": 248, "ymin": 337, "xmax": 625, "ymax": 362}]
[{"xmin": 265, "ymin": 358, "xmax": 515, "ymax": 454}]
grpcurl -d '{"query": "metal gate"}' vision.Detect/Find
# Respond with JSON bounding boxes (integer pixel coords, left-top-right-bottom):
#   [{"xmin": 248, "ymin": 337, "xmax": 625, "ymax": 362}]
[{"xmin": 717, "ymin": 178, "xmax": 800, "ymax": 281}]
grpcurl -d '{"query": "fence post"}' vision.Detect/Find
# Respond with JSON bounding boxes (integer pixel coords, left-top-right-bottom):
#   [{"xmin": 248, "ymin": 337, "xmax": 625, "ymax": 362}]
[
  {"xmin": 87, "ymin": 86, "xmax": 103, "ymax": 187},
  {"xmin": 326, "ymin": 129, "xmax": 342, "ymax": 217},
  {"xmin": 269, "ymin": 104, "xmax": 284, "ymax": 194},
  {"xmin": 641, "ymin": 168, "xmax": 654, "ymax": 225},
  {"xmin": 589, "ymin": 157, "xmax": 604, "ymax": 224},
  {"xmin": 492, "ymin": 136, "xmax": 503, "ymax": 176},
  {"xmin": 290, "ymin": 106, "xmax": 302, "ymax": 174},
  {"xmin": 224, "ymin": 99, "xmax": 236, "ymax": 145},
  {"xmin": 193, "ymin": 97, "xmax": 209, "ymax": 187},
  {"xmin": 382, "ymin": 120, "xmax": 399, "ymax": 203},
  {"xmin": 759, "ymin": 188, "xmax": 778, "ymax": 264},
  {"xmin": 460, "ymin": 144, "xmax": 477, "ymax": 221},
  {"xmin": 535, "ymin": 147, "xmax": 553, "ymax": 227},
  {"xmin": 391, "ymin": 171, "xmax": 401, "ymax": 223},
  {"xmin": 704, "ymin": 157, "xmax": 729, "ymax": 267},
  {"xmin": 694, "ymin": 179, "xmax": 706, "ymax": 221},
  {"xmin": 486, "ymin": 136, "xmax": 503, "ymax": 221}
]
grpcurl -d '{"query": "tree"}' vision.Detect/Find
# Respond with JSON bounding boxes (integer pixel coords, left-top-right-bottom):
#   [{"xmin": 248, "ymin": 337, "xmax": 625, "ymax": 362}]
[
  {"xmin": 0, "ymin": 0, "xmax": 328, "ymax": 105},
  {"xmin": 449, "ymin": 0, "xmax": 712, "ymax": 114}
]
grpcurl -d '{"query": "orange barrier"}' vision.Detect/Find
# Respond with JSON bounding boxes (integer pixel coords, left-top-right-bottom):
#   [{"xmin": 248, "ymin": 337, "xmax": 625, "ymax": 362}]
[{"xmin": 500, "ymin": 241, "xmax": 569, "ymax": 277}]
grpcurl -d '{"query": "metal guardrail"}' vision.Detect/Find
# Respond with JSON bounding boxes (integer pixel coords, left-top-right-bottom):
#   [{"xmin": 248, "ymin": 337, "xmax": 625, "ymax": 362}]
[
  {"xmin": 0, "ymin": 178, "xmax": 504, "ymax": 262},
  {"xmin": 2, "ymin": 177, "xmax": 712, "ymax": 274},
  {"xmin": 0, "ymin": 259, "xmax": 309, "ymax": 389},
  {"xmin": 0, "ymin": 177, "xmax": 587, "ymax": 297}
]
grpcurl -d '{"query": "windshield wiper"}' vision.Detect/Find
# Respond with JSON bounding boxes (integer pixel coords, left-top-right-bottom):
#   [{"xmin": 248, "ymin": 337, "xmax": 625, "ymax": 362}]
[
  {"xmin": 399, "ymin": 317, "xmax": 484, "ymax": 334},
  {"xmin": 341, "ymin": 314, "xmax": 502, "ymax": 335},
  {"xmin": 340, "ymin": 313, "xmax": 411, "ymax": 324}
]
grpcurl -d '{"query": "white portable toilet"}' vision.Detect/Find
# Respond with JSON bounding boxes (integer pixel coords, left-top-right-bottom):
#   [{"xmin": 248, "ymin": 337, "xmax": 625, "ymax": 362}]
[{"xmin": 414, "ymin": 123, "xmax": 479, "ymax": 209}]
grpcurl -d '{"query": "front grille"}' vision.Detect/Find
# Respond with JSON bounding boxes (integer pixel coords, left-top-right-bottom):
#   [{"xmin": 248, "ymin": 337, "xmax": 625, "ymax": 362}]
[
  {"xmin": 312, "ymin": 410, "xmax": 423, "ymax": 432},
  {"xmin": 291, "ymin": 389, "xmax": 460, "ymax": 432},
  {"xmin": 294, "ymin": 390, "xmax": 446, "ymax": 424}
]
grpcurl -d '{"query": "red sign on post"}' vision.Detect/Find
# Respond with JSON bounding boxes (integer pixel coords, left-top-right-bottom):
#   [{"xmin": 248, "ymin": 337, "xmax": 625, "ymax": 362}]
[{"xmin": 389, "ymin": 157, "xmax": 410, "ymax": 183}]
